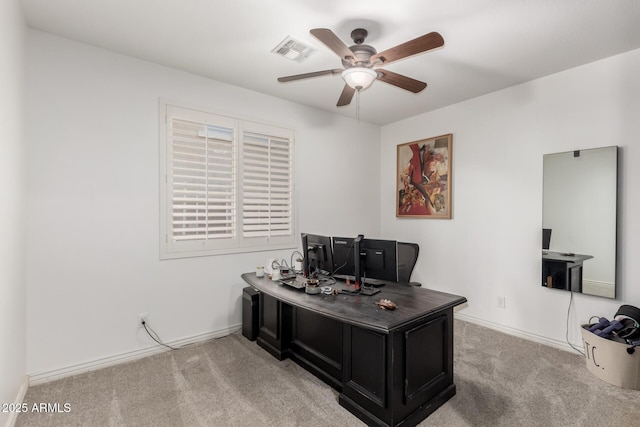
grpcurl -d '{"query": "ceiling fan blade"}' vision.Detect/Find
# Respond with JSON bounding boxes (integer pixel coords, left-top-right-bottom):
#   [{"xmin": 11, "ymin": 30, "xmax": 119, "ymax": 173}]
[
  {"xmin": 278, "ymin": 69, "xmax": 343, "ymax": 83},
  {"xmin": 310, "ymin": 28, "xmax": 357, "ymax": 63},
  {"xmin": 371, "ymin": 32, "xmax": 444, "ymax": 66},
  {"xmin": 376, "ymin": 69, "xmax": 427, "ymax": 93},
  {"xmin": 337, "ymin": 84, "xmax": 356, "ymax": 106}
]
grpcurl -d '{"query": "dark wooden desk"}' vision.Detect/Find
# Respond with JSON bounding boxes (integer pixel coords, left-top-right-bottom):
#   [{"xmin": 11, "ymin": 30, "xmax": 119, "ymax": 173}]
[
  {"xmin": 542, "ymin": 251, "xmax": 593, "ymax": 292},
  {"xmin": 241, "ymin": 273, "xmax": 467, "ymax": 427}
]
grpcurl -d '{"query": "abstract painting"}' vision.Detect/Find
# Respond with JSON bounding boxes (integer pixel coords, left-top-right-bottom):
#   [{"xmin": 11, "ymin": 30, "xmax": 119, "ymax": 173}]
[{"xmin": 397, "ymin": 134, "xmax": 452, "ymax": 218}]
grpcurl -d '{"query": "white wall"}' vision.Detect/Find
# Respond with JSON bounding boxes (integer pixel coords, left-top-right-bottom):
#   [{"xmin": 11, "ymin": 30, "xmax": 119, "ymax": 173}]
[
  {"xmin": 380, "ymin": 48, "xmax": 640, "ymax": 348},
  {"xmin": 25, "ymin": 31, "xmax": 380, "ymax": 376},
  {"xmin": 0, "ymin": 0, "xmax": 27, "ymax": 424}
]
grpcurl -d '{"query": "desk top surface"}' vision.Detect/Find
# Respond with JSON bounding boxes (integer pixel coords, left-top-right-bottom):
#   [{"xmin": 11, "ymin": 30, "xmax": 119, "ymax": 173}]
[
  {"xmin": 542, "ymin": 251, "xmax": 594, "ymax": 263},
  {"xmin": 241, "ymin": 273, "xmax": 467, "ymax": 333}
]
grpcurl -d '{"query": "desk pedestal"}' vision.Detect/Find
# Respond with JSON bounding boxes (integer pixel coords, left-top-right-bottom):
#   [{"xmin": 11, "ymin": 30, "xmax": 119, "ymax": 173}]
[{"xmin": 340, "ymin": 310, "xmax": 455, "ymax": 426}]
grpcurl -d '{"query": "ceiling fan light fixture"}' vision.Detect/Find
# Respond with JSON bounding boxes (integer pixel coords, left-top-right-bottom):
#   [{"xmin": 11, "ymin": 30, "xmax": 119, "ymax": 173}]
[{"xmin": 341, "ymin": 67, "xmax": 377, "ymax": 91}]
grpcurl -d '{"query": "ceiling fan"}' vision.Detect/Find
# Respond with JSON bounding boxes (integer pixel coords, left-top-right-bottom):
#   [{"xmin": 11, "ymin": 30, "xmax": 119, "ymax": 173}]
[{"xmin": 277, "ymin": 28, "xmax": 444, "ymax": 107}]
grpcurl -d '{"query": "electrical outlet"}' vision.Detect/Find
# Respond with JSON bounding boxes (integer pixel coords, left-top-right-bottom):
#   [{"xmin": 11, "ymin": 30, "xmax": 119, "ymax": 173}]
[
  {"xmin": 137, "ymin": 312, "xmax": 148, "ymax": 327},
  {"xmin": 497, "ymin": 296, "xmax": 506, "ymax": 309}
]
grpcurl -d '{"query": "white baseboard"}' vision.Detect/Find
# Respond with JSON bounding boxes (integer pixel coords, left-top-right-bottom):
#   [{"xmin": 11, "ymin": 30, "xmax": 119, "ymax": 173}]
[
  {"xmin": 454, "ymin": 312, "xmax": 583, "ymax": 355},
  {"xmin": 4, "ymin": 376, "xmax": 29, "ymax": 427},
  {"xmin": 28, "ymin": 325, "xmax": 241, "ymax": 386},
  {"xmin": 582, "ymin": 279, "xmax": 615, "ymax": 298},
  {"xmin": 26, "ymin": 317, "xmax": 582, "ymax": 387}
]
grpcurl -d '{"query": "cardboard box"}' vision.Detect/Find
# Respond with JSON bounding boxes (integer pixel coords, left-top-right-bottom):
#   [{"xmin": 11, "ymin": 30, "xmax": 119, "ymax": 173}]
[{"xmin": 581, "ymin": 325, "xmax": 640, "ymax": 389}]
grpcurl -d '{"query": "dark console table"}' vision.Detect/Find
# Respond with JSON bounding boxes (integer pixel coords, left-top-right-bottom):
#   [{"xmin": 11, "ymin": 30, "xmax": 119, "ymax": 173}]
[
  {"xmin": 241, "ymin": 273, "xmax": 467, "ymax": 426},
  {"xmin": 542, "ymin": 251, "xmax": 593, "ymax": 292}
]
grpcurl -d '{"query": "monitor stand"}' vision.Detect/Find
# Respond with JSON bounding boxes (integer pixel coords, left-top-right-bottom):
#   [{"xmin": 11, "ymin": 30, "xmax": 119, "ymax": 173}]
[
  {"xmin": 340, "ymin": 286, "xmax": 380, "ymax": 296},
  {"xmin": 334, "ymin": 276, "xmax": 380, "ymax": 296},
  {"xmin": 360, "ymin": 287, "xmax": 380, "ymax": 296}
]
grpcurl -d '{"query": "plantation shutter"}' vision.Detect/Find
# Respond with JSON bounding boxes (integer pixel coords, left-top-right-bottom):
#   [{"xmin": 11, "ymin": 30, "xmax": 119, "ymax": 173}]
[
  {"xmin": 241, "ymin": 126, "xmax": 293, "ymax": 241},
  {"xmin": 169, "ymin": 111, "xmax": 236, "ymax": 244}
]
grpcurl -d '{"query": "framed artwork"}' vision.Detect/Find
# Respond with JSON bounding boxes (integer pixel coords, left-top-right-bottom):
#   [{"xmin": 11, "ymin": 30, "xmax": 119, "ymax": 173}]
[{"xmin": 396, "ymin": 134, "xmax": 452, "ymax": 219}]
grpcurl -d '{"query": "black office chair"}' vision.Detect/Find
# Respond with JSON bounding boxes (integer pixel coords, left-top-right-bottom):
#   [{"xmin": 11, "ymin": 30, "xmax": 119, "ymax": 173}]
[
  {"xmin": 542, "ymin": 228, "xmax": 552, "ymax": 250},
  {"xmin": 397, "ymin": 242, "xmax": 421, "ymax": 286}
]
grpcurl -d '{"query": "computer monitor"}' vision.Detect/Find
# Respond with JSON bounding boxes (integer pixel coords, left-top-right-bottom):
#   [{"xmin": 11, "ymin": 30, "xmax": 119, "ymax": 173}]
[
  {"xmin": 332, "ymin": 236, "xmax": 356, "ymax": 279},
  {"xmin": 543, "ymin": 228, "xmax": 552, "ymax": 250},
  {"xmin": 358, "ymin": 238, "xmax": 398, "ymax": 283},
  {"xmin": 301, "ymin": 233, "xmax": 334, "ymax": 277}
]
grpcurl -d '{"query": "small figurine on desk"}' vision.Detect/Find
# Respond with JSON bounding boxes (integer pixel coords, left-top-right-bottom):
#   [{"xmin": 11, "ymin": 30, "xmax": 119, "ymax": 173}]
[{"xmin": 376, "ymin": 299, "xmax": 397, "ymax": 310}]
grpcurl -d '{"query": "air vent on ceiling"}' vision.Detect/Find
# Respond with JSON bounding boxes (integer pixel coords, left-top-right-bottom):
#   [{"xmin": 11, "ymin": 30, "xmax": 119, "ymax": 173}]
[{"xmin": 272, "ymin": 36, "xmax": 314, "ymax": 62}]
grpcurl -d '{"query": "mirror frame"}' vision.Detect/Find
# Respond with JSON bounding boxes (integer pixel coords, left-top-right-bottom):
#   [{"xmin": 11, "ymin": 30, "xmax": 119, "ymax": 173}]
[{"xmin": 542, "ymin": 146, "xmax": 618, "ymax": 298}]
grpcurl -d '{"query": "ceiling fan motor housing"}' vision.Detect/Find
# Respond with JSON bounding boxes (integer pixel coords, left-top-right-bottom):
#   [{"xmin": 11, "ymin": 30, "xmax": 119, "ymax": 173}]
[
  {"xmin": 341, "ymin": 28, "xmax": 377, "ymax": 68},
  {"xmin": 342, "ymin": 43, "xmax": 377, "ymax": 68}
]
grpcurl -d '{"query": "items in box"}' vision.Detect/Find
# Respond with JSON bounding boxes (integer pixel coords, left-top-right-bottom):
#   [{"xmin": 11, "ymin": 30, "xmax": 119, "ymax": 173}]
[{"xmin": 585, "ymin": 304, "xmax": 640, "ymax": 351}]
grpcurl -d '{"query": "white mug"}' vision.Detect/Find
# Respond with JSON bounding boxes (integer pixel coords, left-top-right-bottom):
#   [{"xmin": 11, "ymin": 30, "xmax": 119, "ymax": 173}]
[
  {"xmin": 256, "ymin": 266, "xmax": 264, "ymax": 278},
  {"xmin": 271, "ymin": 269, "xmax": 281, "ymax": 281}
]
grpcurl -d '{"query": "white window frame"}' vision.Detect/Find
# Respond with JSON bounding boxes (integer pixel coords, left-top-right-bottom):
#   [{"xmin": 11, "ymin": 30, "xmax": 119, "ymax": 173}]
[{"xmin": 159, "ymin": 101, "xmax": 296, "ymax": 259}]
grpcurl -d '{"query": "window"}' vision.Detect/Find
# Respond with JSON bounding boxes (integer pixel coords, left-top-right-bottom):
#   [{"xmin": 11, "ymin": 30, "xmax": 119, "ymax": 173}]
[{"xmin": 160, "ymin": 103, "xmax": 295, "ymax": 258}]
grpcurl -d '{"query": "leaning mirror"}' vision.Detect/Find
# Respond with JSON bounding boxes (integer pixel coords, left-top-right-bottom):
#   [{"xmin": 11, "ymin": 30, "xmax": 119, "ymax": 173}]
[{"xmin": 542, "ymin": 146, "xmax": 618, "ymax": 298}]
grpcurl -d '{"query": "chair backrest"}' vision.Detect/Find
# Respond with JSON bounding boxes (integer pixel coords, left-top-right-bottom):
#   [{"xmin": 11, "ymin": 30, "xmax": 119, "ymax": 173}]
[
  {"xmin": 397, "ymin": 242, "xmax": 419, "ymax": 284},
  {"xmin": 542, "ymin": 228, "xmax": 552, "ymax": 250}
]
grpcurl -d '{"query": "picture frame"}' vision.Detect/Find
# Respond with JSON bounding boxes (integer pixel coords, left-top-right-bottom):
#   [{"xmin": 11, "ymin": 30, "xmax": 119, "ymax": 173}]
[{"xmin": 396, "ymin": 134, "xmax": 452, "ymax": 219}]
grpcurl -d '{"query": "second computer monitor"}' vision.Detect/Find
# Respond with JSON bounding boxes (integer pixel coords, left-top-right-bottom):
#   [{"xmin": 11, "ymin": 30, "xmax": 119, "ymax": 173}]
[
  {"xmin": 359, "ymin": 238, "xmax": 398, "ymax": 283},
  {"xmin": 332, "ymin": 236, "xmax": 356, "ymax": 279},
  {"xmin": 302, "ymin": 233, "xmax": 334, "ymax": 277}
]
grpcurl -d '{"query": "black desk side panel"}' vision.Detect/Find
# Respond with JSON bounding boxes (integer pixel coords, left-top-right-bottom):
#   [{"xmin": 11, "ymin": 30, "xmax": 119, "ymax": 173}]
[
  {"xmin": 290, "ymin": 307, "xmax": 344, "ymax": 390},
  {"xmin": 340, "ymin": 308, "xmax": 455, "ymax": 426},
  {"xmin": 257, "ymin": 292, "xmax": 291, "ymax": 360}
]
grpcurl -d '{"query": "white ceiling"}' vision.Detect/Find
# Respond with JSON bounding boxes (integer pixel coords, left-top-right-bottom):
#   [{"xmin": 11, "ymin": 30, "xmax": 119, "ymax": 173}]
[{"xmin": 20, "ymin": 0, "xmax": 640, "ymax": 125}]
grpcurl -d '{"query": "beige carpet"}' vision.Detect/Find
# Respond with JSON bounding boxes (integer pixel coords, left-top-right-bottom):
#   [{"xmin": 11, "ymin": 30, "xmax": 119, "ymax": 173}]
[{"xmin": 16, "ymin": 320, "xmax": 640, "ymax": 426}]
